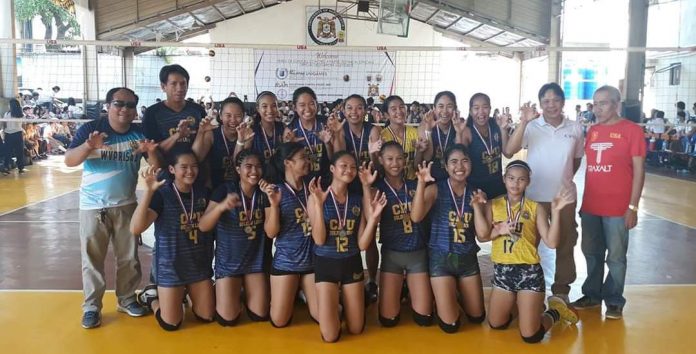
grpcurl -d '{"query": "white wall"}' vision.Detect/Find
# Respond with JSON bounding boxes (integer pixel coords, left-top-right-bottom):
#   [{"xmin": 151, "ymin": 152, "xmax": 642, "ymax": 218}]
[{"xmin": 649, "ymin": 53, "xmax": 696, "ymax": 120}]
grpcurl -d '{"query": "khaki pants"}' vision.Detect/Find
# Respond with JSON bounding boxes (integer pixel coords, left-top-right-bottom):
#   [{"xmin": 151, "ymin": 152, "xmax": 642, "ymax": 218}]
[
  {"xmin": 80, "ymin": 203, "xmax": 141, "ymax": 312},
  {"xmin": 539, "ymin": 201, "xmax": 579, "ymax": 296}
]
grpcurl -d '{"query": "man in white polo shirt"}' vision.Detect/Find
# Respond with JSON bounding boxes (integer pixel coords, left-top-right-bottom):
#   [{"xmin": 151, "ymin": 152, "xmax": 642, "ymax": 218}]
[{"xmin": 505, "ymin": 83, "xmax": 584, "ymax": 305}]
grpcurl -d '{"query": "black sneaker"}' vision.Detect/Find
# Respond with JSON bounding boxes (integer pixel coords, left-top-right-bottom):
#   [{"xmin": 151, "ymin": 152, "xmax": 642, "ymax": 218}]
[
  {"xmin": 365, "ymin": 282, "xmax": 378, "ymax": 304},
  {"xmin": 605, "ymin": 305, "xmax": 623, "ymax": 320},
  {"xmin": 571, "ymin": 295, "xmax": 601, "ymax": 309},
  {"xmin": 137, "ymin": 284, "xmax": 158, "ymax": 310},
  {"xmin": 81, "ymin": 311, "xmax": 101, "ymax": 329}
]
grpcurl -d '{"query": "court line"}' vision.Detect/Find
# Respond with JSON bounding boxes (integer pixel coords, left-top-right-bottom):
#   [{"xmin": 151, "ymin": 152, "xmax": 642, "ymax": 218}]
[{"xmin": 0, "ymin": 189, "xmax": 78, "ymax": 217}]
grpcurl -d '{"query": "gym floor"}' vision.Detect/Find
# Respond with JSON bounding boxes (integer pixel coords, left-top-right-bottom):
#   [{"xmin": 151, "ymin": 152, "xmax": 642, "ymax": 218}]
[{"xmin": 1, "ymin": 156, "xmax": 694, "ymax": 354}]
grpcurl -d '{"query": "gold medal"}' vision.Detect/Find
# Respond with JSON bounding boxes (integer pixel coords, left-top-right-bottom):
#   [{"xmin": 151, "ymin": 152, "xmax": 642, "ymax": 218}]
[
  {"xmin": 456, "ymin": 220, "xmax": 464, "ymax": 230},
  {"xmin": 339, "ymin": 230, "xmax": 347, "ymax": 237},
  {"xmin": 244, "ymin": 225, "xmax": 253, "ymax": 234},
  {"xmin": 183, "ymin": 223, "xmax": 193, "ymax": 233}
]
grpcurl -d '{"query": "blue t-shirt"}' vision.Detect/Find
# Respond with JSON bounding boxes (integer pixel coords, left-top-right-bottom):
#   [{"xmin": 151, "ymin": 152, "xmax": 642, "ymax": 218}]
[
  {"xmin": 431, "ymin": 124, "xmax": 456, "ymax": 181},
  {"xmin": 290, "ymin": 116, "xmax": 330, "ymax": 179},
  {"xmin": 344, "ymin": 123, "xmax": 373, "ymax": 195},
  {"xmin": 69, "ymin": 118, "xmax": 145, "ymax": 210},
  {"xmin": 252, "ymin": 122, "xmax": 285, "ymax": 162},
  {"xmin": 142, "ymin": 101, "xmax": 206, "ymax": 158},
  {"xmin": 209, "ymin": 127, "xmax": 236, "ymax": 190}
]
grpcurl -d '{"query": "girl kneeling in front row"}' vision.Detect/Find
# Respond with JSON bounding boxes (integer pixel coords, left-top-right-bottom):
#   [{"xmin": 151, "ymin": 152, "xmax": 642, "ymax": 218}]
[
  {"xmin": 131, "ymin": 151, "xmax": 215, "ymax": 331},
  {"xmin": 471, "ymin": 160, "xmax": 579, "ymax": 343},
  {"xmin": 307, "ymin": 151, "xmax": 387, "ymax": 342}
]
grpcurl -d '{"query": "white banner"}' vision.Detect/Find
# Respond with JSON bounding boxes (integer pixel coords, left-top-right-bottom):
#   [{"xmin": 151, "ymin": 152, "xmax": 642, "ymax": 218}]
[{"xmin": 254, "ymin": 50, "xmax": 396, "ymax": 102}]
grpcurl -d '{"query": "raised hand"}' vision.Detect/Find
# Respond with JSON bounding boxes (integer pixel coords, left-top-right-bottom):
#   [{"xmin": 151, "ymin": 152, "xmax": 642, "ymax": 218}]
[
  {"xmin": 519, "ymin": 102, "xmax": 538, "ymax": 124},
  {"xmin": 307, "ymin": 177, "xmax": 329, "ymax": 204},
  {"xmin": 552, "ymin": 185, "xmax": 575, "ymax": 211},
  {"xmin": 326, "ymin": 112, "xmax": 344, "ymax": 134},
  {"xmin": 493, "ymin": 221, "xmax": 512, "ymax": 237},
  {"xmin": 236, "ymin": 123, "xmax": 255, "ymax": 144},
  {"xmin": 470, "ymin": 189, "xmax": 488, "ymax": 206},
  {"xmin": 422, "ymin": 109, "xmax": 437, "ymax": 130},
  {"xmin": 217, "ymin": 193, "xmax": 242, "ymax": 212},
  {"xmin": 198, "ymin": 117, "xmax": 216, "ymax": 133},
  {"xmin": 496, "ymin": 111, "xmax": 511, "ymax": 130},
  {"xmin": 358, "ymin": 161, "xmax": 378, "ymax": 186},
  {"xmin": 86, "ymin": 131, "xmax": 108, "ymax": 149},
  {"xmin": 136, "ymin": 139, "xmax": 158, "ymax": 154},
  {"xmin": 140, "ymin": 166, "xmax": 165, "ymax": 192},
  {"xmin": 259, "ymin": 179, "xmax": 281, "ymax": 206},
  {"xmin": 415, "ymin": 161, "xmax": 435, "ymax": 183},
  {"xmin": 176, "ymin": 119, "xmax": 192, "ymax": 138},
  {"xmin": 368, "ymin": 135, "xmax": 383, "ymax": 155},
  {"xmin": 317, "ymin": 125, "xmax": 333, "ymax": 144},
  {"xmin": 452, "ymin": 110, "xmax": 468, "ymax": 134},
  {"xmin": 368, "ymin": 191, "xmax": 388, "ymax": 220}
]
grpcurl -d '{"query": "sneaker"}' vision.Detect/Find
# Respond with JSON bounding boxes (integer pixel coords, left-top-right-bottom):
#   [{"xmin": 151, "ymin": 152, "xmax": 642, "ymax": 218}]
[
  {"xmin": 81, "ymin": 311, "xmax": 101, "ymax": 329},
  {"xmin": 571, "ymin": 295, "xmax": 602, "ymax": 309},
  {"xmin": 365, "ymin": 282, "xmax": 378, "ymax": 304},
  {"xmin": 605, "ymin": 305, "xmax": 623, "ymax": 320},
  {"xmin": 117, "ymin": 302, "xmax": 149, "ymax": 317},
  {"xmin": 548, "ymin": 296, "xmax": 579, "ymax": 324},
  {"xmin": 137, "ymin": 284, "xmax": 158, "ymax": 310}
]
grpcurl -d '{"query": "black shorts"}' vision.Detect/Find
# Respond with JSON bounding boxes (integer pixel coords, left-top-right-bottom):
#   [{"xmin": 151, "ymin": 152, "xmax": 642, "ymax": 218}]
[
  {"xmin": 270, "ymin": 265, "xmax": 314, "ymax": 276},
  {"xmin": 314, "ymin": 254, "xmax": 364, "ymax": 285}
]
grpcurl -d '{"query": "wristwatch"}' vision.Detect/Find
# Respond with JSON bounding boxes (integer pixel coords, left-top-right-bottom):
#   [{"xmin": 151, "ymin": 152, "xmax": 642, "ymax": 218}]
[{"xmin": 628, "ymin": 204, "xmax": 639, "ymax": 212}]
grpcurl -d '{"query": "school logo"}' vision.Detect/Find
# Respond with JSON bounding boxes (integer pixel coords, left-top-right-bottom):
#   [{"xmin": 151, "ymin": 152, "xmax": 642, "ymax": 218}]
[
  {"xmin": 277, "ymin": 88, "xmax": 288, "ymax": 100},
  {"xmin": 590, "ymin": 142, "xmax": 613, "ymax": 164},
  {"xmin": 276, "ymin": 67, "xmax": 288, "ymax": 80},
  {"xmin": 307, "ymin": 8, "xmax": 346, "ymax": 46},
  {"xmin": 352, "ymin": 205, "xmax": 361, "ymax": 216},
  {"xmin": 367, "ymin": 84, "xmax": 379, "ymax": 97},
  {"xmin": 522, "ymin": 211, "xmax": 530, "ymax": 220}
]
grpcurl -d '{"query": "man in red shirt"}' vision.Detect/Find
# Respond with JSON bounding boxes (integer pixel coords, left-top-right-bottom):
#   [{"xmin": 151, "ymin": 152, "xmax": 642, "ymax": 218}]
[{"xmin": 571, "ymin": 86, "xmax": 646, "ymax": 320}]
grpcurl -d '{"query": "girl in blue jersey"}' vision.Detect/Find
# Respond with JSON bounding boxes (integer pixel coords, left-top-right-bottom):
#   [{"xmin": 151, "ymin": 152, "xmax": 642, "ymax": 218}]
[
  {"xmin": 198, "ymin": 149, "xmax": 272, "ymax": 326},
  {"xmin": 330, "ymin": 94, "xmax": 383, "ymax": 302},
  {"xmin": 236, "ymin": 91, "xmax": 285, "ymax": 163},
  {"xmin": 421, "ymin": 91, "xmax": 465, "ymax": 181},
  {"xmin": 307, "ymin": 151, "xmax": 387, "ymax": 342},
  {"xmin": 193, "ymin": 97, "xmax": 252, "ymax": 189},
  {"xmin": 471, "ymin": 161, "xmax": 579, "ymax": 343},
  {"xmin": 130, "ymin": 150, "xmax": 215, "ymax": 331},
  {"xmin": 282, "ymin": 87, "xmax": 334, "ymax": 180},
  {"xmin": 457, "ymin": 93, "xmax": 513, "ymax": 199},
  {"xmin": 411, "ymin": 144, "xmax": 486, "ymax": 333},
  {"xmin": 367, "ymin": 141, "xmax": 433, "ymax": 327},
  {"xmin": 263, "ymin": 142, "xmax": 319, "ymax": 327}
]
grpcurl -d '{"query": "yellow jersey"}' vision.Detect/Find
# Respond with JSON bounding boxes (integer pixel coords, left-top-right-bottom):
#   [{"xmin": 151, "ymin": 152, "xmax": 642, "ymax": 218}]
[
  {"xmin": 381, "ymin": 125, "xmax": 419, "ymax": 180},
  {"xmin": 490, "ymin": 196, "xmax": 540, "ymax": 265}
]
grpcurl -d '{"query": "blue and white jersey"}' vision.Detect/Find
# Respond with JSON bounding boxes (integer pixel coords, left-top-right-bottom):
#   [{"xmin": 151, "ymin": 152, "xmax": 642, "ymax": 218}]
[{"xmin": 69, "ymin": 117, "xmax": 145, "ymax": 210}]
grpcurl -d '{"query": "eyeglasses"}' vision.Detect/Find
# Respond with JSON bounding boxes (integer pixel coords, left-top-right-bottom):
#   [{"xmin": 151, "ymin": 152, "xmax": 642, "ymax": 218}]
[{"xmin": 110, "ymin": 100, "xmax": 137, "ymax": 109}]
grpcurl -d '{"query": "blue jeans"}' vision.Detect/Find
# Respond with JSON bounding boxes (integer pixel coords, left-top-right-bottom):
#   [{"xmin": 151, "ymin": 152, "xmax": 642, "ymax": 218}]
[{"xmin": 580, "ymin": 212, "xmax": 629, "ymax": 307}]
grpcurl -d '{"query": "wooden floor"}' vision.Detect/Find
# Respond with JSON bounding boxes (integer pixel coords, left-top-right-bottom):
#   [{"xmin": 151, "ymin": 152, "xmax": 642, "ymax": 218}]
[{"xmin": 1, "ymin": 156, "xmax": 695, "ymax": 354}]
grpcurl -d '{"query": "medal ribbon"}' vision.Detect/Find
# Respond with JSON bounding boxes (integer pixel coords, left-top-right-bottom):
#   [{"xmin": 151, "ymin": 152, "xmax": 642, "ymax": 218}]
[
  {"xmin": 384, "ymin": 179, "xmax": 409, "ymax": 213},
  {"xmin": 436, "ymin": 124, "xmax": 452, "ymax": 154},
  {"xmin": 328, "ymin": 187, "xmax": 349, "ymax": 230},
  {"xmin": 446, "ymin": 179, "xmax": 467, "ymax": 221},
  {"xmin": 505, "ymin": 194, "xmax": 525, "ymax": 232},
  {"xmin": 283, "ymin": 181, "xmax": 309, "ymax": 216},
  {"xmin": 472, "ymin": 122, "xmax": 493, "ymax": 155},
  {"xmin": 172, "ymin": 183, "xmax": 194, "ymax": 226},
  {"xmin": 387, "ymin": 125, "xmax": 406, "ymax": 147},
  {"xmin": 240, "ymin": 188, "xmax": 257, "ymax": 222},
  {"xmin": 348, "ymin": 124, "xmax": 364, "ymax": 162}
]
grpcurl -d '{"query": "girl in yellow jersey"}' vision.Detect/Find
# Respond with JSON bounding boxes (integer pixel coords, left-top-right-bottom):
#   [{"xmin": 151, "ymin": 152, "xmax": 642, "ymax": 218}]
[{"xmin": 471, "ymin": 160, "xmax": 579, "ymax": 343}]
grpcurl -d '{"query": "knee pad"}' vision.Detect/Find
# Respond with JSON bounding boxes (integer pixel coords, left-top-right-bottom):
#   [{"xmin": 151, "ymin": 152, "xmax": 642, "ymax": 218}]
[
  {"xmin": 214, "ymin": 311, "xmax": 240, "ymax": 327},
  {"xmin": 412, "ymin": 311, "xmax": 433, "ymax": 327},
  {"xmin": 489, "ymin": 314, "xmax": 513, "ymax": 330},
  {"xmin": 466, "ymin": 311, "xmax": 486, "ymax": 324},
  {"xmin": 379, "ymin": 313, "xmax": 400, "ymax": 328},
  {"xmin": 155, "ymin": 309, "xmax": 182, "ymax": 331},
  {"xmin": 270, "ymin": 315, "xmax": 292, "ymax": 328},
  {"xmin": 436, "ymin": 314, "xmax": 461, "ymax": 334},
  {"xmin": 522, "ymin": 325, "xmax": 546, "ymax": 344},
  {"xmin": 246, "ymin": 307, "xmax": 269, "ymax": 322},
  {"xmin": 192, "ymin": 310, "xmax": 214, "ymax": 323}
]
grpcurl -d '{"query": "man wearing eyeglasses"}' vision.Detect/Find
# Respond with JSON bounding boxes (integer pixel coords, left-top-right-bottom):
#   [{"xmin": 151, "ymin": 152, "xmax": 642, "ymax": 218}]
[{"xmin": 65, "ymin": 87, "xmax": 161, "ymax": 329}]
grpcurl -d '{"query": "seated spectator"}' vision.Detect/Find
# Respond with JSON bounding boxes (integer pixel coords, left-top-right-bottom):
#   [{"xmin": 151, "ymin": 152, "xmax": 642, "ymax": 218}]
[{"xmin": 66, "ymin": 97, "xmax": 83, "ymax": 118}]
